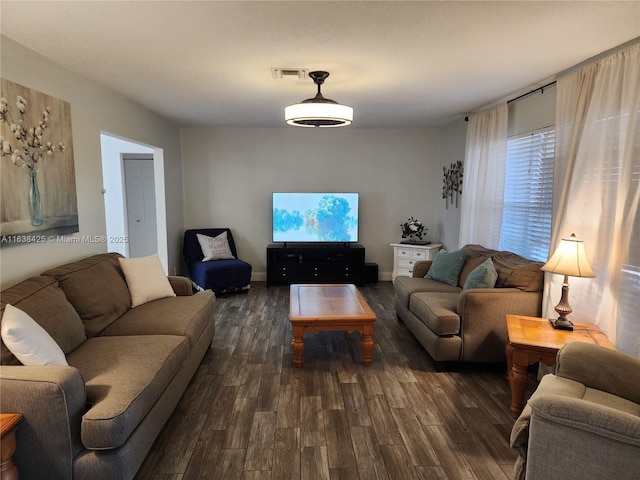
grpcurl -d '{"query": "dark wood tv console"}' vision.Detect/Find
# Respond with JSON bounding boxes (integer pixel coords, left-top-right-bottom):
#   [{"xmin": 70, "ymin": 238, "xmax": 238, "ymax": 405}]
[{"xmin": 266, "ymin": 243, "xmax": 365, "ymax": 286}]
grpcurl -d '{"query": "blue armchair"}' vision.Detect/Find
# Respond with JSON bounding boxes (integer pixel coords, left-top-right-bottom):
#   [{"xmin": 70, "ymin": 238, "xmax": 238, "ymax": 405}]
[{"xmin": 183, "ymin": 228, "xmax": 252, "ymax": 294}]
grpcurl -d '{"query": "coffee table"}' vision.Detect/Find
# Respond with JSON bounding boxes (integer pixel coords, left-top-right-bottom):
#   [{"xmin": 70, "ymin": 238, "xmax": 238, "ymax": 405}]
[
  {"xmin": 505, "ymin": 314, "xmax": 615, "ymax": 418},
  {"xmin": 289, "ymin": 284, "xmax": 377, "ymax": 367}
]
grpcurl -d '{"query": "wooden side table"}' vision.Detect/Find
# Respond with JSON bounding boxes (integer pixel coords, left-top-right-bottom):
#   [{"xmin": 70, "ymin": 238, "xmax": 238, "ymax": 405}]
[
  {"xmin": 0, "ymin": 414, "xmax": 22, "ymax": 480},
  {"xmin": 505, "ymin": 314, "xmax": 615, "ymax": 419}
]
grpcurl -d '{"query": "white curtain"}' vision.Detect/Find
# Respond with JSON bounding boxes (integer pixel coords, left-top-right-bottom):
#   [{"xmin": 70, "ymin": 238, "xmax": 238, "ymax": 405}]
[
  {"xmin": 546, "ymin": 42, "xmax": 640, "ymax": 356},
  {"xmin": 459, "ymin": 103, "xmax": 508, "ymax": 249}
]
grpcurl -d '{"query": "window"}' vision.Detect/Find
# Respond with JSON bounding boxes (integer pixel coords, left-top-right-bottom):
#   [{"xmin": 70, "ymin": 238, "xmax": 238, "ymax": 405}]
[{"xmin": 499, "ymin": 127, "xmax": 555, "ymax": 261}]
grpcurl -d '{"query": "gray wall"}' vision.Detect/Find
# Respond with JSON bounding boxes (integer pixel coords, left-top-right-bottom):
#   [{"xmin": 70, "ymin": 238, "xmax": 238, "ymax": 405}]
[
  {"xmin": 0, "ymin": 37, "xmax": 184, "ymax": 289},
  {"xmin": 436, "ymin": 117, "xmax": 468, "ymax": 250},
  {"xmin": 181, "ymin": 127, "xmax": 443, "ymax": 280},
  {"xmin": 1, "ymin": 36, "xmax": 557, "ymax": 289}
]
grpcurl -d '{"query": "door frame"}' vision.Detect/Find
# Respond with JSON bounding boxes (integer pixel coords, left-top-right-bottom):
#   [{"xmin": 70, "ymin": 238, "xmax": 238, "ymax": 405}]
[{"xmin": 100, "ymin": 133, "xmax": 168, "ymax": 272}]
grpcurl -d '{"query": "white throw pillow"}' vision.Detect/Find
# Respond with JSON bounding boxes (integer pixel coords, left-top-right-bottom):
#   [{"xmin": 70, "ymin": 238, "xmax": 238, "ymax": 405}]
[
  {"xmin": 1, "ymin": 304, "xmax": 68, "ymax": 366},
  {"xmin": 197, "ymin": 231, "xmax": 235, "ymax": 261},
  {"xmin": 118, "ymin": 254, "xmax": 176, "ymax": 308}
]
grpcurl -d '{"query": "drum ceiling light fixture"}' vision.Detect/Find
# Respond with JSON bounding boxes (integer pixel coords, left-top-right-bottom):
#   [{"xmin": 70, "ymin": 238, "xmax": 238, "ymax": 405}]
[{"xmin": 285, "ymin": 71, "xmax": 353, "ymax": 127}]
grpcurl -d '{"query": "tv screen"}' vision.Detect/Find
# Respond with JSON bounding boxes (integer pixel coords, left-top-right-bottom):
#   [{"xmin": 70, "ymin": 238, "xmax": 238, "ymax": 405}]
[{"xmin": 273, "ymin": 192, "xmax": 359, "ymax": 243}]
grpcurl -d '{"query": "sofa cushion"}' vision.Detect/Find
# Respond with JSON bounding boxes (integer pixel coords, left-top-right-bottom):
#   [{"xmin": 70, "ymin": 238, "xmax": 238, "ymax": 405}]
[
  {"xmin": 409, "ymin": 292, "xmax": 461, "ymax": 335},
  {"xmin": 463, "ymin": 258, "xmax": 498, "ymax": 289},
  {"xmin": 100, "ymin": 290, "xmax": 214, "ymax": 348},
  {"xmin": 426, "ymin": 249, "xmax": 467, "ymax": 286},
  {"xmin": 118, "ymin": 255, "xmax": 176, "ymax": 308},
  {"xmin": 394, "ymin": 275, "xmax": 461, "ymax": 308},
  {"xmin": 493, "ymin": 252, "xmax": 544, "ymax": 292},
  {"xmin": 1, "ymin": 304, "xmax": 68, "ymax": 366},
  {"xmin": 458, "ymin": 244, "xmax": 497, "ymax": 287},
  {"xmin": 67, "ymin": 334, "xmax": 189, "ymax": 450},
  {"xmin": 43, "ymin": 253, "xmax": 132, "ymax": 337},
  {"xmin": 1, "ymin": 276, "xmax": 86, "ymax": 365}
]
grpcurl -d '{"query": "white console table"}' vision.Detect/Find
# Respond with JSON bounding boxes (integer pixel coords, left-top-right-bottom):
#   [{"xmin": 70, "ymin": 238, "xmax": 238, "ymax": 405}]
[{"xmin": 390, "ymin": 242, "xmax": 442, "ymax": 282}]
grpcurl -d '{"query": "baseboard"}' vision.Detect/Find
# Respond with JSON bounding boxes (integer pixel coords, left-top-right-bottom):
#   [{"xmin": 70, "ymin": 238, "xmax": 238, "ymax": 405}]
[{"xmin": 251, "ymin": 272, "xmax": 268, "ymax": 282}]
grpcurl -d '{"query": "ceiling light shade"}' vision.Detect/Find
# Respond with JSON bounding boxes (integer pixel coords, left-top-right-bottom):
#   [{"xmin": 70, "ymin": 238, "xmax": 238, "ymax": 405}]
[{"xmin": 285, "ymin": 71, "xmax": 353, "ymax": 127}]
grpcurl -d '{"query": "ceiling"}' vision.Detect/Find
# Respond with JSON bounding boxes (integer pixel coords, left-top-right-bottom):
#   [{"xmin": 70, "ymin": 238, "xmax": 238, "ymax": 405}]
[{"xmin": 1, "ymin": 1, "xmax": 639, "ymax": 128}]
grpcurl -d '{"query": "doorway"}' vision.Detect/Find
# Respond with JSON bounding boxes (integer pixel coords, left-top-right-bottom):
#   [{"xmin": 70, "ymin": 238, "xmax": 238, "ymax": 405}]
[{"xmin": 100, "ymin": 133, "xmax": 169, "ymax": 271}]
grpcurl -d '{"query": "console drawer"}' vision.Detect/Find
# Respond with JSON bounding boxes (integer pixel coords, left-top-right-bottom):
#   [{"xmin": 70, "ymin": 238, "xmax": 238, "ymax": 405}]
[
  {"xmin": 396, "ymin": 266, "xmax": 414, "ymax": 278},
  {"xmin": 397, "ymin": 247, "xmax": 429, "ymax": 260}
]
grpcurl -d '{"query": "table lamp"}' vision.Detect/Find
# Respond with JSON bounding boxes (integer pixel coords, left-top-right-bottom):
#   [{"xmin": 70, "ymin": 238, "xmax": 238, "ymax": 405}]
[{"xmin": 541, "ymin": 233, "xmax": 595, "ymax": 331}]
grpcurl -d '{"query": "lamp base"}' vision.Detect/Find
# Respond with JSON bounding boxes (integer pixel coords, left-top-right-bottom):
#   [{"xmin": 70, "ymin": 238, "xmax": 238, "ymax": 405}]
[{"xmin": 549, "ymin": 317, "xmax": 574, "ymax": 331}]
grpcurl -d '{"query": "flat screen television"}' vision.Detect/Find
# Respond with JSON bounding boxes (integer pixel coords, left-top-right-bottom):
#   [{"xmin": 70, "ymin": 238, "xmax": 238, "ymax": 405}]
[{"xmin": 272, "ymin": 192, "xmax": 359, "ymax": 243}]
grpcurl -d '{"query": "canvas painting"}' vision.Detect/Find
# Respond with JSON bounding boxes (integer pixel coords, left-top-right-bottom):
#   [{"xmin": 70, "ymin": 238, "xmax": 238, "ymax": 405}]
[{"xmin": 0, "ymin": 78, "xmax": 78, "ymax": 247}]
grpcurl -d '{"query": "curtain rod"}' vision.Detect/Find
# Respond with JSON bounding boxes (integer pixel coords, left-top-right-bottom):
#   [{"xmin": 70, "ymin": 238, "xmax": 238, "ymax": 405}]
[
  {"xmin": 507, "ymin": 80, "xmax": 556, "ymax": 104},
  {"xmin": 464, "ymin": 80, "xmax": 557, "ymax": 121}
]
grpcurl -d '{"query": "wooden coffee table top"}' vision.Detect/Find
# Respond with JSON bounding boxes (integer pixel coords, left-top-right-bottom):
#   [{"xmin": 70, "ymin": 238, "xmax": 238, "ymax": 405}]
[
  {"xmin": 506, "ymin": 314, "xmax": 615, "ymax": 352},
  {"xmin": 289, "ymin": 284, "xmax": 376, "ymax": 323}
]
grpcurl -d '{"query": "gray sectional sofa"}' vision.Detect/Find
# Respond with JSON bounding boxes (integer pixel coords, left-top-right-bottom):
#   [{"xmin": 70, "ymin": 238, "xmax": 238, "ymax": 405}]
[
  {"xmin": 0, "ymin": 253, "xmax": 215, "ymax": 480},
  {"xmin": 394, "ymin": 244, "xmax": 544, "ymax": 363}
]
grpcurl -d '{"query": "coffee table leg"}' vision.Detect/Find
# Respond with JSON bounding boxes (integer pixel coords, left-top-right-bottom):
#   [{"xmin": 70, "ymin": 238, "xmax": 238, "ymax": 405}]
[
  {"xmin": 291, "ymin": 326, "xmax": 304, "ymax": 367},
  {"xmin": 361, "ymin": 325, "xmax": 374, "ymax": 365}
]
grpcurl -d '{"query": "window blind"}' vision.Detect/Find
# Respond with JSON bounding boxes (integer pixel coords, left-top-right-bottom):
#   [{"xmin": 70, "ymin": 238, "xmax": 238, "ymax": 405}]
[{"xmin": 499, "ymin": 127, "xmax": 555, "ymax": 261}]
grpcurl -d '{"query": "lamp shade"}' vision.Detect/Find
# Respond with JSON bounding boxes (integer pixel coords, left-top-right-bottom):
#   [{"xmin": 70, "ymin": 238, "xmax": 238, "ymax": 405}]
[
  {"xmin": 541, "ymin": 233, "xmax": 595, "ymax": 278},
  {"xmin": 285, "ymin": 102, "xmax": 353, "ymax": 127}
]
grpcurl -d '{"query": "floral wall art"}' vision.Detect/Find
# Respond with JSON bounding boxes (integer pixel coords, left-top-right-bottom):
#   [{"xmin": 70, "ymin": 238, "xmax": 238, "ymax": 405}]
[{"xmin": 0, "ymin": 78, "xmax": 78, "ymax": 247}]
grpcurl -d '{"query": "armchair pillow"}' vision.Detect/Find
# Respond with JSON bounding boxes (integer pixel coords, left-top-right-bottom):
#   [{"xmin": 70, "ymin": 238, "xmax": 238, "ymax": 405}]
[
  {"xmin": 1, "ymin": 304, "xmax": 68, "ymax": 366},
  {"xmin": 118, "ymin": 255, "xmax": 176, "ymax": 308},
  {"xmin": 426, "ymin": 248, "xmax": 467, "ymax": 286},
  {"xmin": 197, "ymin": 231, "xmax": 235, "ymax": 261}
]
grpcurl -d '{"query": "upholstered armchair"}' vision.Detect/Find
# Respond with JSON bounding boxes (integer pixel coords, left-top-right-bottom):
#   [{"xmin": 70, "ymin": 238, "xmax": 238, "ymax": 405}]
[
  {"xmin": 183, "ymin": 228, "xmax": 252, "ymax": 294},
  {"xmin": 510, "ymin": 342, "xmax": 640, "ymax": 480}
]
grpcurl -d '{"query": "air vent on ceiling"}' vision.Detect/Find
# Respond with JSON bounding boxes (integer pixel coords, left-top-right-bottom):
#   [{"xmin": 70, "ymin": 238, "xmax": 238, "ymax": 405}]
[{"xmin": 271, "ymin": 68, "xmax": 308, "ymax": 80}]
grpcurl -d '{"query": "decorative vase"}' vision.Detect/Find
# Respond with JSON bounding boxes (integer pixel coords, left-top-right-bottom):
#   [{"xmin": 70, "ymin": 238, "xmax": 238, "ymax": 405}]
[{"xmin": 29, "ymin": 169, "xmax": 43, "ymax": 226}]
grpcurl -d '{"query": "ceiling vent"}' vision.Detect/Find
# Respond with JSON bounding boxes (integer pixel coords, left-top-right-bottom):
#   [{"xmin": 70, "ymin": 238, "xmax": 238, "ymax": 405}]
[{"xmin": 271, "ymin": 68, "xmax": 308, "ymax": 80}]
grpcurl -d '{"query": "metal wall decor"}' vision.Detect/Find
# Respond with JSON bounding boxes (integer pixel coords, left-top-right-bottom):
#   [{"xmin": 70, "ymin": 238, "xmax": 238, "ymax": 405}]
[{"xmin": 442, "ymin": 161, "xmax": 463, "ymax": 209}]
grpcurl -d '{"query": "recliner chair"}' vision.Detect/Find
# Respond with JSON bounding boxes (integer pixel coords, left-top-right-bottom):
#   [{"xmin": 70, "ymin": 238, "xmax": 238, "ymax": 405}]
[
  {"xmin": 183, "ymin": 228, "xmax": 252, "ymax": 294},
  {"xmin": 510, "ymin": 341, "xmax": 640, "ymax": 480}
]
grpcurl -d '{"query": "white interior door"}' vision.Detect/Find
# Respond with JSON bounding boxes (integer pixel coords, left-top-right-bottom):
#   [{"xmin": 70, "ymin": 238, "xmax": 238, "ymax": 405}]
[{"xmin": 124, "ymin": 157, "xmax": 157, "ymax": 257}]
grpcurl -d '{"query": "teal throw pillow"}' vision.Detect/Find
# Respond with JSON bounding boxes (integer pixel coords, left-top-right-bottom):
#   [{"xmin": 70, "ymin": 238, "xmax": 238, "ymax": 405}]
[
  {"xmin": 463, "ymin": 257, "xmax": 498, "ymax": 290},
  {"xmin": 426, "ymin": 249, "xmax": 467, "ymax": 286}
]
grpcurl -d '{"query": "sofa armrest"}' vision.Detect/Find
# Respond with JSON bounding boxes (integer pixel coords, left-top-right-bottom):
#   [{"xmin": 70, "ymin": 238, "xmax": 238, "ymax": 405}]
[
  {"xmin": 556, "ymin": 342, "xmax": 640, "ymax": 405},
  {"xmin": 0, "ymin": 365, "xmax": 87, "ymax": 479},
  {"xmin": 168, "ymin": 275, "xmax": 193, "ymax": 296},
  {"xmin": 412, "ymin": 260, "xmax": 432, "ymax": 278},
  {"xmin": 457, "ymin": 288, "xmax": 542, "ymax": 361}
]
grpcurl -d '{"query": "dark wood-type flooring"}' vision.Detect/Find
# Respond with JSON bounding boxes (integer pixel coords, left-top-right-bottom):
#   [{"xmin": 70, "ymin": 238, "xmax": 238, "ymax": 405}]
[{"xmin": 136, "ymin": 281, "xmax": 536, "ymax": 480}]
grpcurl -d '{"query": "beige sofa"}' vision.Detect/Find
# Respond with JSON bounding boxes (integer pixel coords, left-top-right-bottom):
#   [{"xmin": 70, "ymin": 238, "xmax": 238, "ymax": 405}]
[
  {"xmin": 510, "ymin": 342, "xmax": 640, "ymax": 480},
  {"xmin": 393, "ymin": 244, "xmax": 543, "ymax": 363},
  {"xmin": 0, "ymin": 253, "xmax": 215, "ymax": 480}
]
